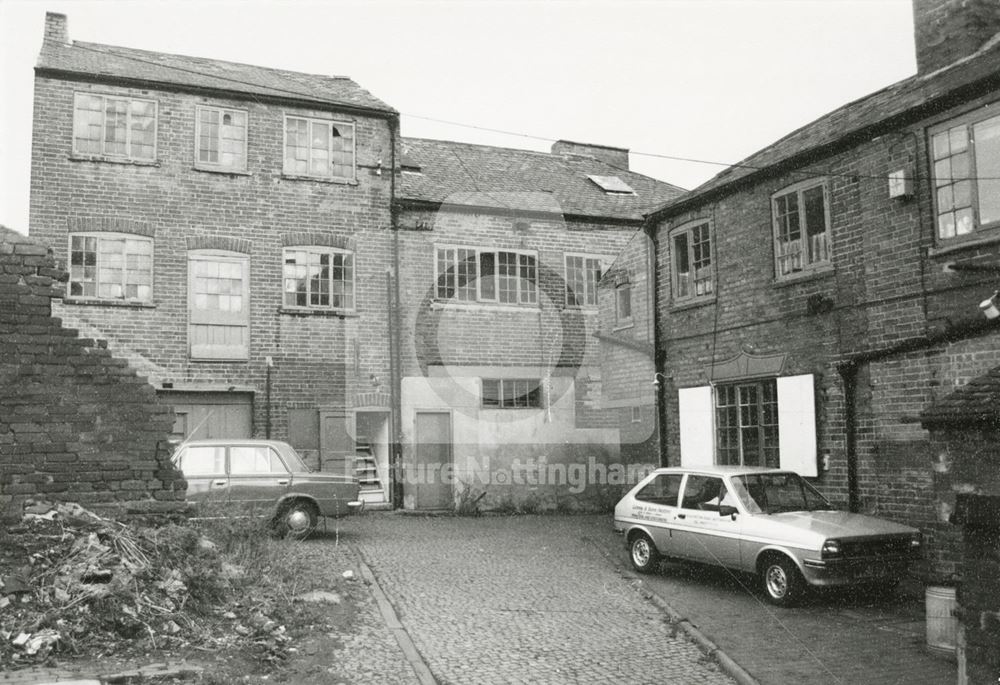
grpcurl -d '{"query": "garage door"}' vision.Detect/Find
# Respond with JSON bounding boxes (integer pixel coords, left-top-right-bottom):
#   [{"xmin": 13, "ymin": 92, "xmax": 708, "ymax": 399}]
[{"xmin": 159, "ymin": 391, "xmax": 253, "ymax": 440}]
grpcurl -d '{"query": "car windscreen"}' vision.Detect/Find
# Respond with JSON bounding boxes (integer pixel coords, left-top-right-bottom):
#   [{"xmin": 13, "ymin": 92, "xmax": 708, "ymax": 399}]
[{"xmin": 733, "ymin": 472, "xmax": 832, "ymax": 514}]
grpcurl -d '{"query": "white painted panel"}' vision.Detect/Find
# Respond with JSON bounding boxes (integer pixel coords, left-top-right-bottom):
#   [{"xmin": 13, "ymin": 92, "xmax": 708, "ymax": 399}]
[
  {"xmin": 777, "ymin": 374, "xmax": 818, "ymax": 477},
  {"xmin": 678, "ymin": 386, "xmax": 714, "ymax": 467}
]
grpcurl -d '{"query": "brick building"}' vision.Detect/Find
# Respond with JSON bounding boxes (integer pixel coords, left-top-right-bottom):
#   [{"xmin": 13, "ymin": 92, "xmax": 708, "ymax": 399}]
[
  {"xmin": 28, "ymin": 14, "xmax": 399, "ymax": 504},
  {"xmin": 395, "ymin": 138, "xmax": 684, "ymax": 510},
  {"xmin": 595, "ymin": 229, "xmax": 659, "ymax": 464},
  {"xmin": 0, "ymin": 226, "xmax": 183, "ymax": 517},
  {"xmin": 643, "ymin": 0, "xmax": 1000, "ymax": 583}
]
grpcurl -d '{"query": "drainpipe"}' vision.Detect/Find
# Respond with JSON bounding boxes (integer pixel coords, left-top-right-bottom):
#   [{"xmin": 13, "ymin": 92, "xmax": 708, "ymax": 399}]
[
  {"xmin": 388, "ymin": 117, "xmax": 404, "ymax": 509},
  {"xmin": 648, "ymin": 226, "xmax": 667, "ymax": 467},
  {"xmin": 838, "ymin": 361, "xmax": 860, "ymax": 512}
]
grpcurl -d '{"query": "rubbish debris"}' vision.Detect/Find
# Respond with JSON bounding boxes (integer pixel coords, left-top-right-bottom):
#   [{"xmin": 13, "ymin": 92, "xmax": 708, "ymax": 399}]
[{"xmin": 341, "ymin": 570, "xmax": 355, "ymax": 581}]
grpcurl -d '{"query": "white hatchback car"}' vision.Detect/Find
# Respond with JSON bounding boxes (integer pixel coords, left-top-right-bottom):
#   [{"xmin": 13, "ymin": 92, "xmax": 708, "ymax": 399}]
[{"xmin": 614, "ymin": 466, "xmax": 922, "ymax": 606}]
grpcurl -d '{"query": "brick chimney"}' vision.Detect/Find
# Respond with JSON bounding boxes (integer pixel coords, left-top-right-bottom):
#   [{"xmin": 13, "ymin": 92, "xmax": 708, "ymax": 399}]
[
  {"xmin": 551, "ymin": 140, "xmax": 629, "ymax": 170},
  {"xmin": 913, "ymin": 0, "xmax": 1000, "ymax": 74},
  {"xmin": 43, "ymin": 12, "xmax": 69, "ymax": 47}
]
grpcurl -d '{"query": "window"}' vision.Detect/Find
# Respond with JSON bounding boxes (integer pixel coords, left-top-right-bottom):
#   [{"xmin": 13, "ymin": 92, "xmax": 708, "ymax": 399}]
[
  {"xmin": 677, "ymin": 375, "xmax": 817, "ymax": 476},
  {"xmin": 931, "ymin": 110, "xmax": 1000, "ymax": 240},
  {"xmin": 680, "ymin": 475, "xmax": 725, "ymax": 511},
  {"xmin": 196, "ymin": 105, "xmax": 247, "ymax": 171},
  {"xmin": 482, "ymin": 378, "xmax": 542, "ymax": 408},
  {"xmin": 283, "ymin": 247, "xmax": 354, "ymax": 311},
  {"xmin": 716, "ymin": 380, "xmax": 780, "ymax": 468},
  {"xmin": 284, "ymin": 116, "xmax": 355, "ymax": 180},
  {"xmin": 68, "ymin": 233, "xmax": 153, "ymax": 301},
  {"xmin": 73, "ymin": 93, "xmax": 156, "ymax": 161},
  {"xmin": 616, "ymin": 281, "xmax": 632, "ymax": 323},
  {"xmin": 671, "ymin": 220, "xmax": 713, "ymax": 301},
  {"xmin": 177, "ymin": 445, "xmax": 225, "ymax": 475},
  {"xmin": 771, "ymin": 180, "xmax": 830, "ymax": 277},
  {"xmin": 188, "ymin": 251, "xmax": 249, "ymax": 360},
  {"xmin": 565, "ymin": 255, "xmax": 602, "ymax": 307},
  {"xmin": 630, "ymin": 405, "xmax": 642, "ymax": 423},
  {"xmin": 635, "ymin": 473, "xmax": 682, "ymax": 506},
  {"xmin": 435, "ymin": 246, "xmax": 537, "ymax": 305},
  {"xmin": 230, "ymin": 446, "xmax": 287, "ymax": 475}
]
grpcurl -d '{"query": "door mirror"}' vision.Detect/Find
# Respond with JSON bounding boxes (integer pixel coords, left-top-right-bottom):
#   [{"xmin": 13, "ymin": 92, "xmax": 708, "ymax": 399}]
[{"xmin": 719, "ymin": 505, "xmax": 738, "ymax": 519}]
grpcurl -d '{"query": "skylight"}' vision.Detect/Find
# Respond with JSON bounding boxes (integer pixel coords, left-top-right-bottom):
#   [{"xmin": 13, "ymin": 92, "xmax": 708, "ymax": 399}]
[{"xmin": 587, "ymin": 175, "xmax": 635, "ymax": 194}]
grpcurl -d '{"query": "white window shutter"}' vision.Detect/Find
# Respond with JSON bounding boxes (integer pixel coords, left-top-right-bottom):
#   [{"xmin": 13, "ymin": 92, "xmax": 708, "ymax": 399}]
[
  {"xmin": 678, "ymin": 386, "xmax": 714, "ymax": 467},
  {"xmin": 777, "ymin": 374, "xmax": 818, "ymax": 477}
]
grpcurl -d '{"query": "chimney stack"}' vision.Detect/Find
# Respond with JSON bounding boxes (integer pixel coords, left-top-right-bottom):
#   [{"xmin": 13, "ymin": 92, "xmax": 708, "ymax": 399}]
[
  {"xmin": 43, "ymin": 12, "xmax": 69, "ymax": 47},
  {"xmin": 912, "ymin": 0, "xmax": 1000, "ymax": 74},
  {"xmin": 551, "ymin": 140, "xmax": 629, "ymax": 170}
]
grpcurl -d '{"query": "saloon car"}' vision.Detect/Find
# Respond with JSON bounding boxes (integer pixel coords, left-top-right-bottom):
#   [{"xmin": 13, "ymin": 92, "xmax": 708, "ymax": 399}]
[
  {"xmin": 172, "ymin": 439, "xmax": 363, "ymax": 538},
  {"xmin": 613, "ymin": 466, "xmax": 922, "ymax": 606}
]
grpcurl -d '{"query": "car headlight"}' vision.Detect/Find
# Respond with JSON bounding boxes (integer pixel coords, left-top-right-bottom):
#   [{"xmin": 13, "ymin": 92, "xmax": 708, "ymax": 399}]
[{"xmin": 821, "ymin": 539, "xmax": 843, "ymax": 559}]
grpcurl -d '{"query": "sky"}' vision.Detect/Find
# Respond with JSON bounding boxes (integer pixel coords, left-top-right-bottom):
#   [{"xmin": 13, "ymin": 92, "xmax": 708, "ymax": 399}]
[{"xmin": 0, "ymin": 0, "xmax": 918, "ymax": 234}]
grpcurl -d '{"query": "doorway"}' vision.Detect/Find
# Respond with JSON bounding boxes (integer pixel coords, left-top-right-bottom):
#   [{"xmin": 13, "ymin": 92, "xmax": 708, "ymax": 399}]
[{"xmin": 414, "ymin": 411, "xmax": 453, "ymax": 510}]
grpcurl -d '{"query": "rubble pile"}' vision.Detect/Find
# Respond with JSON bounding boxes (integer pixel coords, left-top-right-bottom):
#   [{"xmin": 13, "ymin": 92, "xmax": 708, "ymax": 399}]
[{"xmin": 0, "ymin": 500, "xmax": 291, "ymax": 669}]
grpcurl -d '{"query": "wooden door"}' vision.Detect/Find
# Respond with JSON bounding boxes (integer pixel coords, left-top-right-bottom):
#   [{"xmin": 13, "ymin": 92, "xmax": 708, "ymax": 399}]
[{"xmin": 414, "ymin": 411, "xmax": 453, "ymax": 510}]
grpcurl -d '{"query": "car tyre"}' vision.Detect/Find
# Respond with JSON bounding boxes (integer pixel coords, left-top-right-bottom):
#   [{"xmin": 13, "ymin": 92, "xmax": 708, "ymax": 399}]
[
  {"xmin": 761, "ymin": 555, "xmax": 804, "ymax": 606},
  {"xmin": 629, "ymin": 533, "xmax": 660, "ymax": 574},
  {"xmin": 276, "ymin": 500, "xmax": 318, "ymax": 540}
]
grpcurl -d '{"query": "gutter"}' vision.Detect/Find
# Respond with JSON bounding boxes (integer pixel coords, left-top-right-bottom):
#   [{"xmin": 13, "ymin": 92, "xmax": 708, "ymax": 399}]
[{"xmin": 388, "ymin": 118, "xmax": 404, "ymax": 510}]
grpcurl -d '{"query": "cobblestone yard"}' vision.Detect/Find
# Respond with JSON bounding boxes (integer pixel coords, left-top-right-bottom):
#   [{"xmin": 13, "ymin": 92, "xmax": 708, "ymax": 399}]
[{"xmin": 344, "ymin": 513, "xmax": 734, "ymax": 685}]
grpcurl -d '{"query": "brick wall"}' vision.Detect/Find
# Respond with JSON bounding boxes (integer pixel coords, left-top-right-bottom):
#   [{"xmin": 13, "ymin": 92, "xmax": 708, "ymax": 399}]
[
  {"xmin": 28, "ymin": 74, "xmax": 397, "ymax": 442},
  {"xmin": 0, "ymin": 226, "xmax": 183, "ymax": 518},
  {"xmin": 651, "ymin": 94, "xmax": 1000, "ymax": 580}
]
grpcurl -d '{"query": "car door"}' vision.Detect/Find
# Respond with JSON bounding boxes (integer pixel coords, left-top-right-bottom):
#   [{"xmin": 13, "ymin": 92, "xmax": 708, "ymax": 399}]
[
  {"xmin": 227, "ymin": 443, "xmax": 291, "ymax": 517},
  {"xmin": 629, "ymin": 473, "xmax": 684, "ymax": 556},
  {"xmin": 675, "ymin": 474, "xmax": 742, "ymax": 569},
  {"xmin": 175, "ymin": 444, "xmax": 228, "ymax": 510}
]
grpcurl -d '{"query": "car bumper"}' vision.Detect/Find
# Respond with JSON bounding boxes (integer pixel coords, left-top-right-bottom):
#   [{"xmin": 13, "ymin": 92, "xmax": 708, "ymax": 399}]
[{"xmin": 801, "ymin": 556, "xmax": 915, "ymax": 586}]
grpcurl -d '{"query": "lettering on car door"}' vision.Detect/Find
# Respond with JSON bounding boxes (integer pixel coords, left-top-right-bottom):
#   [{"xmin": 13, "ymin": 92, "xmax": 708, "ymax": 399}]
[
  {"xmin": 630, "ymin": 473, "xmax": 683, "ymax": 556},
  {"xmin": 677, "ymin": 474, "xmax": 742, "ymax": 568}
]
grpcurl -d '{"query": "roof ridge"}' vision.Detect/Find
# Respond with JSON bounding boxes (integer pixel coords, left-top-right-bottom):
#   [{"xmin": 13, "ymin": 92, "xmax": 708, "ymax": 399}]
[{"xmin": 68, "ymin": 40, "xmax": 354, "ymax": 82}]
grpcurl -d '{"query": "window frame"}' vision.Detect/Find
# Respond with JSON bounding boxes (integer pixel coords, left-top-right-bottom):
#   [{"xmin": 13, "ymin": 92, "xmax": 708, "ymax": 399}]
[
  {"xmin": 669, "ymin": 219, "xmax": 714, "ymax": 304},
  {"xmin": 282, "ymin": 246, "xmax": 356, "ymax": 312},
  {"xmin": 770, "ymin": 179, "xmax": 832, "ymax": 280},
  {"xmin": 72, "ymin": 92, "xmax": 157, "ymax": 162},
  {"xmin": 615, "ymin": 280, "xmax": 633, "ymax": 325},
  {"xmin": 194, "ymin": 104, "xmax": 248, "ymax": 173},
  {"xmin": 434, "ymin": 245, "xmax": 538, "ymax": 307},
  {"xmin": 187, "ymin": 249, "xmax": 250, "ymax": 361},
  {"xmin": 481, "ymin": 378, "xmax": 543, "ymax": 409},
  {"xmin": 66, "ymin": 231, "xmax": 154, "ymax": 303},
  {"xmin": 282, "ymin": 115, "xmax": 356, "ymax": 182},
  {"xmin": 564, "ymin": 253, "xmax": 604, "ymax": 308},
  {"xmin": 929, "ymin": 107, "xmax": 1000, "ymax": 243},
  {"xmin": 714, "ymin": 379, "xmax": 780, "ymax": 469}
]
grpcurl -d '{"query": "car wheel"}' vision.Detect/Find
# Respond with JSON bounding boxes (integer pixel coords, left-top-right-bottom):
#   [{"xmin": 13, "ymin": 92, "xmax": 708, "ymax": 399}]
[
  {"xmin": 276, "ymin": 500, "xmax": 318, "ymax": 540},
  {"xmin": 761, "ymin": 555, "xmax": 804, "ymax": 606},
  {"xmin": 629, "ymin": 533, "xmax": 660, "ymax": 574}
]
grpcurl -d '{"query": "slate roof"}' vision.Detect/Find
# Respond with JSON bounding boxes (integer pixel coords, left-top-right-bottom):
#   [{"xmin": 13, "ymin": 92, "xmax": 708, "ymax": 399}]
[
  {"xmin": 648, "ymin": 34, "xmax": 1000, "ymax": 219},
  {"xmin": 922, "ymin": 365, "xmax": 1000, "ymax": 427},
  {"xmin": 36, "ymin": 38, "xmax": 396, "ymax": 114},
  {"xmin": 399, "ymin": 138, "xmax": 686, "ymax": 221}
]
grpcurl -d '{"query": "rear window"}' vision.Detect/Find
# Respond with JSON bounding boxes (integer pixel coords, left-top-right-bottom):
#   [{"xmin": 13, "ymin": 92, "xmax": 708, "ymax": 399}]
[{"xmin": 635, "ymin": 474, "xmax": 683, "ymax": 506}]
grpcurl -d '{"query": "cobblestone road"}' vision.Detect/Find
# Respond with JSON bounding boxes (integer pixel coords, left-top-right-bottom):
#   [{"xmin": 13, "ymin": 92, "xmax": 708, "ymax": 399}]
[{"xmin": 343, "ymin": 513, "xmax": 733, "ymax": 685}]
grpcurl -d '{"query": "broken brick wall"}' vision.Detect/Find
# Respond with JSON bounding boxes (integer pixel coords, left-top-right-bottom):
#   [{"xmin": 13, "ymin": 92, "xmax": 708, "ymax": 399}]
[{"xmin": 0, "ymin": 226, "xmax": 184, "ymax": 519}]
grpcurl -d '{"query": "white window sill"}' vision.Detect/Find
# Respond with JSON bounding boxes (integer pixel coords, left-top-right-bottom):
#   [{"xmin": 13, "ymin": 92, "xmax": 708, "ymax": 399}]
[
  {"xmin": 194, "ymin": 165, "xmax": 251, "ymax": 176},
  {"xmin": 62, "ymin": 297, "xmax": 155, "ymax": 309},
  {"xmin": 612, "ymin": 321, "xmax": 635, "ymax": 332},
  {"xmin": 279, "ymin": 306, "xmax": 358, "ymax": 318},
  {"xmin": 772, "ymin": 266, "xmax": 834, "ymax": 287},
  {"xmin": 430, "ymin": 300, "xmax": 539, "ymax": 313},
  {"xmin": 69, "ymin": 154, "xmax": 159, "ymax": 167},
  {"xmin": 670, "ymin": 295, "xmax": 716, "ymax": 312},
  {"xmin": 564, "ymin": 305, "xmax": 599, "ymax": 315},
  {"xmin": 281, "ymin": 173, "xmax": 357, "ymax": 186},
  {"xmin": 928, "ymin": 231, "xmax": 1000, "ymax": 258}
]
